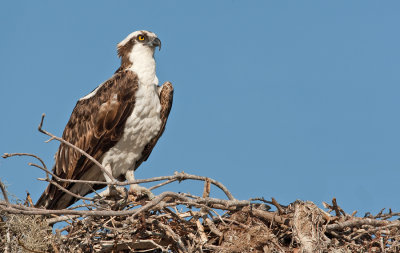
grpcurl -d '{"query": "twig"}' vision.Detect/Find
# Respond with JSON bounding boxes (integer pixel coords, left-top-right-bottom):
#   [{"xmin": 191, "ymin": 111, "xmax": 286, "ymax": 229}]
[
  {"xmin": 43, "ymin": 177, "xmax": 94, "ymax": 201},
  {"xmin": 0, "ymin": 192, "xmax": 248, "ymax": 216},
  {"xmin": 326, "ymin": 217, "xmax": 399, "ymax": 232},
  {"xmin": 46, "ymin": 215, "xmax": 81, "ymax": 225},
  {"xmin": 196, "ymin": 219, "xmax": 208, "ymax": 243},
  {"xmin": 251, "ymin": 208, "xmax": 292, "ymax": 227},
  {"xmin": 250, "ymin": 197, "xmax": 275, "ymax": 206},
  {"xmin": 202, "ymin": 178, "xmax": 211, "ymax": 198},
  {"xmin": 148, "ymin": 178, "xmax": 178, "ymax": 191},
  {"xmin": 17, "ymin": 239, "xmax": 44, "ymax": 253},
  {"xmin": 2, "ymin": 152, "xmax": 51, "ymax": 182},
  {"xmin": 271, "ymin": 197, "xmax": 284, "ymax": 214},
  {"xmin": 24, "ymin": 192, "xmax": 34, "ymax": 207},
  {"xmin": 2, "ymin": 153, "xmax": 47, "ymax": 171},
  {"xmin": 0, "ymin": 180, "xmax": 10, "ymax": 205},
  {"xmin": 154, "ymin": 219, "xmax": 188, "ymax": 252},
  {"xmin": 32, "ymin": 166, "xmax": 234, "ymax": 200},
  {"xmin": 37, "ymin": 113, "xmax": 116, "ymax": 182},
  {"xmin": 331, "ymin": 198, "xmax": 340, "ymax": 216}
]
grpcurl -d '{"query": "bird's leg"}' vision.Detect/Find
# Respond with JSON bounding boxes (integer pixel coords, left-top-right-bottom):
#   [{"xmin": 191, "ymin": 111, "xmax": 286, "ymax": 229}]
[
  {"xmin": 98, "ymin": 164, "xmax": 125, "ymax": 198},
  {"xmin": 125, "ymin": 170, "xmax": 154, "ymax": 200}
]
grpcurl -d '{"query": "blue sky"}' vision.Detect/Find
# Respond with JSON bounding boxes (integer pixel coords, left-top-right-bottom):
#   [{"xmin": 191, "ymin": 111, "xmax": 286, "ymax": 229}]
[{"xmin": 1, "ymin": 1, "xmax": 400, "ymax": 215}]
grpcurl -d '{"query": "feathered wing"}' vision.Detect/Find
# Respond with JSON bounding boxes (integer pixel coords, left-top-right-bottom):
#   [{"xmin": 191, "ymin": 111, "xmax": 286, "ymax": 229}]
[
  {"xmin": 36, "ymin": 70, "xmax": 139, "ymax": 209},
  {"xmin": 135, "ymin": 81, "xmax": 174, "ymax": 169}
]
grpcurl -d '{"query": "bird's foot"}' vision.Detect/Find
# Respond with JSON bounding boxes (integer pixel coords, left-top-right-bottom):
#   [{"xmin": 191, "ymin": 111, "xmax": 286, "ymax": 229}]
[
  {"xmin": 92, "ymin": 186, "xmax": 129, "ymax": 210},
  {"xmin": 128, "ymin": 184, "xmax": 154, "ymax": 201},
  {"xmin": 96, "ymin": 186, "xmax": 127, "ymax": 200}
]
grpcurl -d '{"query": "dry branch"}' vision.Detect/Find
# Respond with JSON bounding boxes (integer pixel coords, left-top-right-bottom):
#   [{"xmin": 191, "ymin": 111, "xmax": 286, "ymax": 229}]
[{"xmin": 1, "ymin": 173, "xmax": 400, "ymax": 252}]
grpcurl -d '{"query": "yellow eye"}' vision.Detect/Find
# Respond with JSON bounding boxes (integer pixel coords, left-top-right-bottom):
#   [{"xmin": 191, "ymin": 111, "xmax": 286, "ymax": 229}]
[{"xmin": 138, "ymin": 35, "xmax": 145, "ymax": 41}]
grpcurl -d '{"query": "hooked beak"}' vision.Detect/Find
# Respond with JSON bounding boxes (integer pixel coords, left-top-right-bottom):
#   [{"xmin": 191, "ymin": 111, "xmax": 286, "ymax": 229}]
[{"xmin": 149, "ymin": 37, "xmax": 162, "ymax": 51}]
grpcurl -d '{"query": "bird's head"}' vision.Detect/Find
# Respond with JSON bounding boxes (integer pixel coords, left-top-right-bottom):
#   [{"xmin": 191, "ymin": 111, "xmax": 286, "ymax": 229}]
[{"xmin": 117, "ymin": 30, "xmax": 161, "ymax": 70}]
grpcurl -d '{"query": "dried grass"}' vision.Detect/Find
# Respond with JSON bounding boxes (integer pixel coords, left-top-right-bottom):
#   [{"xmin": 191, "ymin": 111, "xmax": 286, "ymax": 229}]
[{"xmin": 0, "ymin": 212, "xmax": 53, "ymax": 252}]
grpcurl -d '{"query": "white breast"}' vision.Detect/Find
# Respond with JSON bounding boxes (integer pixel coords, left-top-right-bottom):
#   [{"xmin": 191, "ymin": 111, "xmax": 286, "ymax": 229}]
[{"xmin": 101, "ymin": 80, "xmax": 162, "ymax": 177}]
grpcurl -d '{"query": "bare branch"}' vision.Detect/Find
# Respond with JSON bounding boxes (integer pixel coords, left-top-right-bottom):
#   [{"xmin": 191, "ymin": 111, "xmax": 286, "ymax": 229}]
[
  {"xmin": 0, "ymin": 180, "xmax": 10, "ymax": 205},
  {"xmin": 148, "ymin": 178, "xmax": 178, "ymax": 191},
  {"xmin": 2, "ymin": 152, "xmax": 49, "ymax": 180},
  {"xmin": 37, "ymin": 113, "xmax": 116, "ymax": 182},
  {"xmin": 1, "ymin": 170, "xmax": 400, "ymax": 252},
  {"xmin": 0, "ymin": 192, "xmax": 248, "ymax": 217},
  {"xmin": 326, "ymin": 217, "xmax": 399, "ymax": 232}
]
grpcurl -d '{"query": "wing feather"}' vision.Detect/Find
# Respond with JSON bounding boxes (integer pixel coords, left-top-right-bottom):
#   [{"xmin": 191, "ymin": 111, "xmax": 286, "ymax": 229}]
[
  {"xmin": 135, "ymin": 81, "xmax": 174, "ymax": 169},
  {"xmin": 36, "ymin": 70, "xmax": 139, "ymax": 209}
]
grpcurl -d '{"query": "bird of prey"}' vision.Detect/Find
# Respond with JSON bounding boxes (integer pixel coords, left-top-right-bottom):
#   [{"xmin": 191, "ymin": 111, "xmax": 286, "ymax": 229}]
[{"xmin": 36, "ymin": 30, "xmax": 173, "ymax": 209}]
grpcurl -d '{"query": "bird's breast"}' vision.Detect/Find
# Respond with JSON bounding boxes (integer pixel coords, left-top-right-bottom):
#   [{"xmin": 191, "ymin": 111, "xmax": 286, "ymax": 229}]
[{"xmin": 101, "ymin": 81, "xmax": 162, "ymax": 176}]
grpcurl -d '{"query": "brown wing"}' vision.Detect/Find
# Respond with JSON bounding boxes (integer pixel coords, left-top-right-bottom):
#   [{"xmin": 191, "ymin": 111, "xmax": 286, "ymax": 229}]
[
  {"xmin": 36, "ymin": 70, "xmax": 139, "ymax": 209},
  {"xmin": 135, "ymin": 81, "xmax": 174, "ymax": 170}
]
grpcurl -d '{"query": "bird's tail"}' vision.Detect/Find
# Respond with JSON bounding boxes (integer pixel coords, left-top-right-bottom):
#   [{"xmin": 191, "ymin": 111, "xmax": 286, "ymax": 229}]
[
  {"xmin": 35, "ymin": 165, "xmax": 73, "ymax": 210},
  {"xmin": 35, "ymin": 185, "xmax": 51, "ymax": 209},
  {"xmin": 35, "ymin": 165, "xmax": 104, "ymax": 210},
  {"xmin": 35, "ymin": 182, "xmax": 77, "ymax": 210}
]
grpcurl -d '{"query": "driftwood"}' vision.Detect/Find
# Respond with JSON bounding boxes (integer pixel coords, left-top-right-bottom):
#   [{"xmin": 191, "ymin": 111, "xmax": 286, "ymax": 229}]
[{"xmin": 1, "ymin": 115, "xmax": 400, "ymax": 252}]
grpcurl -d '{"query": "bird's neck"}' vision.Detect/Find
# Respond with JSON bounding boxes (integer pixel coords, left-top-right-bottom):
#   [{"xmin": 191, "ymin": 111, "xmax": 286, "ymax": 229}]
[{"xmin": 127, "ymin": 45, "xmax": 157, "ymax": 86}]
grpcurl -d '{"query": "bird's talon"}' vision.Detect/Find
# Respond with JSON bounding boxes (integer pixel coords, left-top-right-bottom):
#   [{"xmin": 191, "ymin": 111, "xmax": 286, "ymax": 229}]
[{"xmin": 128, "ymin": 184, "xmax": 154, "ymax": 201}]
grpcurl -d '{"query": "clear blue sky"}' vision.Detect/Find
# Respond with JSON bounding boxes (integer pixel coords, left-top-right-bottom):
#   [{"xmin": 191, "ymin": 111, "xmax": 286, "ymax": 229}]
[{"xmin": 1, "ymin": 1, "xmax": 399, "ymax": 215}]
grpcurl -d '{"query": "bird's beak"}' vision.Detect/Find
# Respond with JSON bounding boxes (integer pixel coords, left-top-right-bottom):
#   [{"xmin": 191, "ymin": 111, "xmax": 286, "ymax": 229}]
[{"xmin": 149, "ymin": 37, "xmax": 162, "ymax": 51}]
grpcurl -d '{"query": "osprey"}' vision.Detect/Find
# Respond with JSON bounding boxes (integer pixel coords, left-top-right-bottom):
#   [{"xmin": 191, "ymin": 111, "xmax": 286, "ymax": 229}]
[{"xmin": 36, "ymin": 30, "xmax": 173, "ymax": 209}]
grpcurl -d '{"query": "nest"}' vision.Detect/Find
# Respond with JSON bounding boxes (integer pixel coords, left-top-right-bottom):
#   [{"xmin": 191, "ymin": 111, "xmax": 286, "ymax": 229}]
[{"xmin": 1, "ymin": 173, "xmax": 400, "ymax": 253}]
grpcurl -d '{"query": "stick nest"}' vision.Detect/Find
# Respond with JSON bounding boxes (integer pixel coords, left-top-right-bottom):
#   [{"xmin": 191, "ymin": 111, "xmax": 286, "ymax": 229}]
[{"xmin": 1, "ymin": 175, "xmax": 400, "ymax": 252}]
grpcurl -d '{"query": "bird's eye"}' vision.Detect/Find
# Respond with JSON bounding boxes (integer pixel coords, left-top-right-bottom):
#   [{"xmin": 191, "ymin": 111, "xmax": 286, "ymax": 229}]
[{"xmin": 138, "ymin": 35, "xmax": 145, "ymax": 41}]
